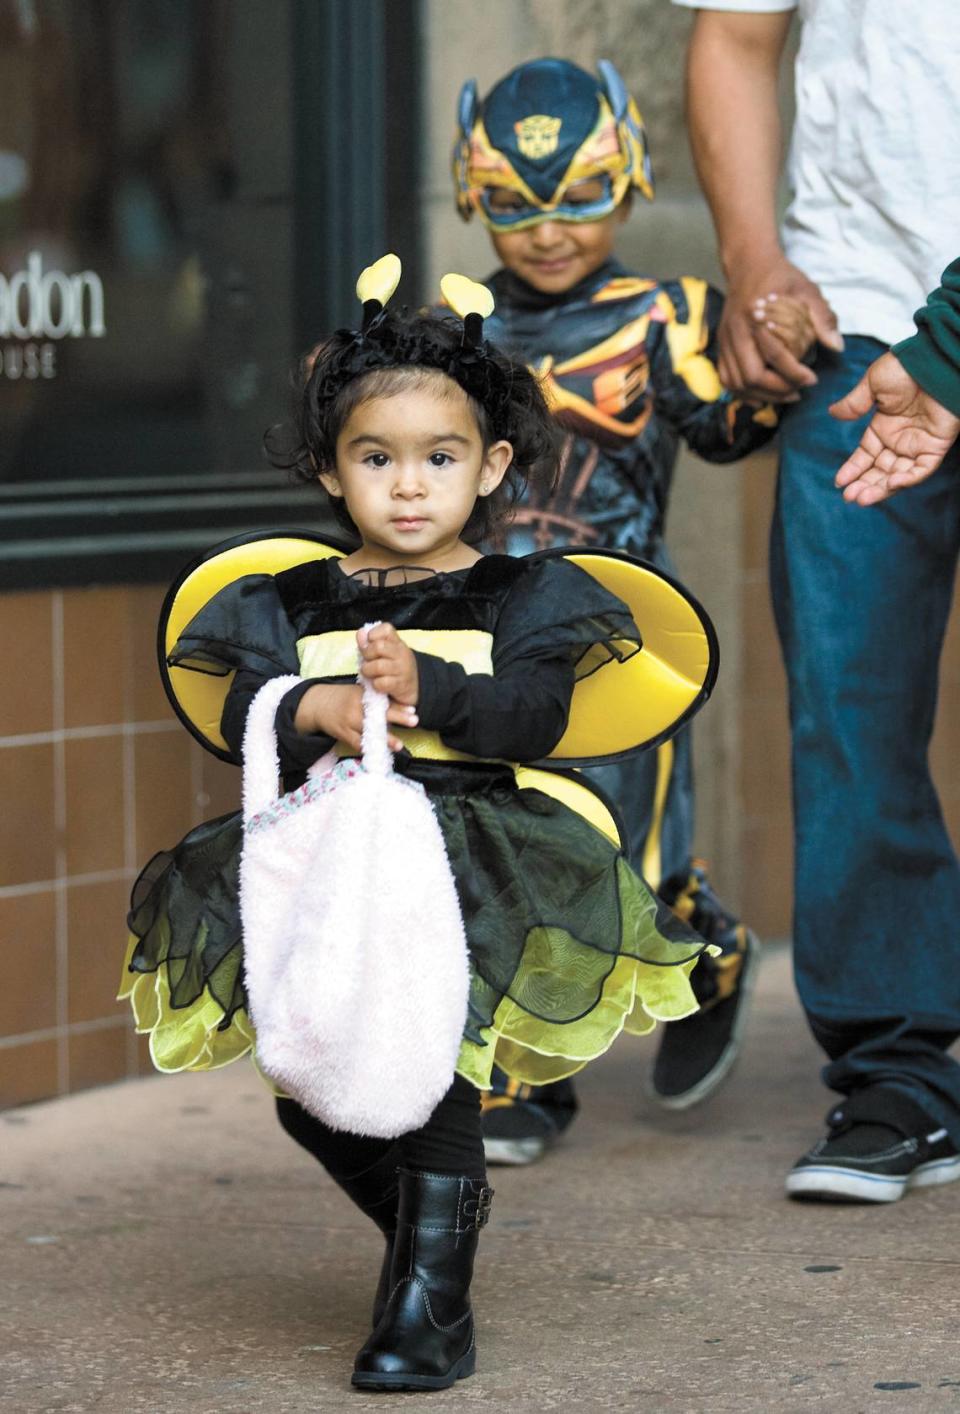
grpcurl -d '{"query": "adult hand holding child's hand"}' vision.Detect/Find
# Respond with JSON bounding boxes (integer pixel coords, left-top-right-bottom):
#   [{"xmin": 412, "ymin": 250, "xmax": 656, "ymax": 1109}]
[{"xmin": 720, "ymin": 253, "xmax": 844, "ymax": 403}]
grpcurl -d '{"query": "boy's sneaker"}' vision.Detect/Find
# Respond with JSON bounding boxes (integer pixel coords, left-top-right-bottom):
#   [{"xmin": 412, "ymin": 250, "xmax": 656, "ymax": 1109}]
[
  {"xmin": 647, "ymin": 861, "xmax": 759, "ymax": 1110},
  {"xmin": 786, "ymin": 1087, "xmax": 960, "ymax": 1203},
  {"xmin": 480, "ymin": 1073, "xmax": 578, "ymax": 1166}
]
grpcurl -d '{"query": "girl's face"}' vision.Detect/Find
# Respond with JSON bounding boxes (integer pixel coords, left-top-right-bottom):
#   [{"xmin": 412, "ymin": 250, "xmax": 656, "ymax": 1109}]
[{"xmin": 322, "ymin": 379, "xmax": 513, "ymax": 570}]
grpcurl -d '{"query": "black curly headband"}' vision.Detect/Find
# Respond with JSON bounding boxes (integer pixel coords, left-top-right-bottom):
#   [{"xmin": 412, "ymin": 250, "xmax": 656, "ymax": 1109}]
[{"xmin": 305, "ymin": 255, "xmax": 517, "ymax": 427}]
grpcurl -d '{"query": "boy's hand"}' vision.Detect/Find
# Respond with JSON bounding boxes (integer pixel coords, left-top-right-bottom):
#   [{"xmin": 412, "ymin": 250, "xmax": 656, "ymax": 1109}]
[
  {"xmin": 294, "ymin": 681, "xmax": 416, "ymax": 754},
  {"xmin": 752, "ymin": 293, "xmax": 817, "ymax": 363},
  {"xmin": 358, "ymin": 623, "xmax": 420, "ymax": 706}
]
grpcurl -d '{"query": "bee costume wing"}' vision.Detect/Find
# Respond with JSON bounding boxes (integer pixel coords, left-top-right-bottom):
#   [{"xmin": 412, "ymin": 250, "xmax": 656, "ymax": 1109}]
[
  {"xmin": 158, "ymin": 533, "xmax": 716, "ymax": 767},
  {"xmin": 158, "ymin": 530, "xmax": 350, "ymax": 762}
]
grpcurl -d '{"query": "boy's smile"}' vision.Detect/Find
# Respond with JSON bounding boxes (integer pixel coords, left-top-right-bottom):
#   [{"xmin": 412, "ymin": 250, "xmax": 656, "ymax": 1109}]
[{"xmin": 490, "ymin": 202, "xmax": 629, "ymax": 296}]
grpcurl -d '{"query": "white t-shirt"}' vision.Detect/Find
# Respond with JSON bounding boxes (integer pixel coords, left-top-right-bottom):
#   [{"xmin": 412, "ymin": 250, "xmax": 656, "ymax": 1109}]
[{"xmin": 673, "ymin": 0, "xmax": 960, "ymax": 343}]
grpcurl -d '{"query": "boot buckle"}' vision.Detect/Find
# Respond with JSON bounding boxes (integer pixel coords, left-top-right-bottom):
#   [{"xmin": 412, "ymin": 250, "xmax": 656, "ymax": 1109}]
[{"xmin": 466, "ymin": 1185, "xmax": 494, "ymax": 1229}]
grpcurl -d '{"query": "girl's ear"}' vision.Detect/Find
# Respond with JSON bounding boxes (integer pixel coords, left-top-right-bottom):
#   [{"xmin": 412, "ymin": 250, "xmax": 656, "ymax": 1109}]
[
  {"xmin": 319, "ymin": 471, "xmax": 344, "ymax": 498},
  {"xmin": 478, "ymin": 439, "xmax": 513, "ymax": 495}
]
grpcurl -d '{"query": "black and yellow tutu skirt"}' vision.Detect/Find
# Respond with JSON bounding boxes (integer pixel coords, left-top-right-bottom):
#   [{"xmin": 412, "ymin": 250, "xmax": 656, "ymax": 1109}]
[{"xmin": 121, "ymin": 758, "xmax": 710, "ymax": 1090}]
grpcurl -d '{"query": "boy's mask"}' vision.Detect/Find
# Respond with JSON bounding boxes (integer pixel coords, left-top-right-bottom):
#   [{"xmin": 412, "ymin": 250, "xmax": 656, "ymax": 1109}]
[{"xmin": 453, "ymin": 58, "xmax": 654, "ymax": 231}]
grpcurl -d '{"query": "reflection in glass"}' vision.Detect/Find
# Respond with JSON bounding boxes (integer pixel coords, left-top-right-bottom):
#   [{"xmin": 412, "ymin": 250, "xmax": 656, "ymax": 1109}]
[{"xmin": 0, "ymin": 0, "xmax": 295, "ymax": 483}]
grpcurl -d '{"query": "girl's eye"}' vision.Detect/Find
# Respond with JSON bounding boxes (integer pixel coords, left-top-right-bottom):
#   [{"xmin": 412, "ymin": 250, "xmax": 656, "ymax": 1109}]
[
  {"xmin": 365, "ymin": 452, "xmax": 390, "ymax": 468},
  {"xmin": 428, "ymin": 452, "xmax": 454, "ymax": 467}
]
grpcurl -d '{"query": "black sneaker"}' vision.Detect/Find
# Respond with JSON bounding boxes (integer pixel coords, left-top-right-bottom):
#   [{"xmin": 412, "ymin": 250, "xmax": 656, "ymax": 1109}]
[
  {"xmin": 647, "ymin": 862, "xmax": 759, "ymax": 1110},
  {"xmin": 786, "ymin": 1087, "xmax": 960, "ymax": 1203},
  {"xmin": 481, "ymin": 1073, "xmax": 578, "ymax": 1166}
]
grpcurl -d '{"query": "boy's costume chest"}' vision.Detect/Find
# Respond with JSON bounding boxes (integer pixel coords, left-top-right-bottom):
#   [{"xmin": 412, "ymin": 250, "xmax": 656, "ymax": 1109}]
[
  {"xmin": 484, "ymin": 264, "xmax": 699, "ymax": 554},
  {"xmin": 486, "ymin": 264, "xmax": 701, "ymax": 450}
]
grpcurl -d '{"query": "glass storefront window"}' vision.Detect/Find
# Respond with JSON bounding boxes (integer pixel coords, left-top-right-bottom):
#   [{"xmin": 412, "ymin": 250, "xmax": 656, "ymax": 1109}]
[{"xmin": 0, "ymin": 0, "xmax": 421, "ymax": 587}]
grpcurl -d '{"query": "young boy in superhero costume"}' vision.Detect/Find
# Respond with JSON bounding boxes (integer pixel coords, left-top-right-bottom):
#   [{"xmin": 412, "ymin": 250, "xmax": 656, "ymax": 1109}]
[{"xmin": 452, "ymin": 57, "xmax": 813, "ymax": 1163}]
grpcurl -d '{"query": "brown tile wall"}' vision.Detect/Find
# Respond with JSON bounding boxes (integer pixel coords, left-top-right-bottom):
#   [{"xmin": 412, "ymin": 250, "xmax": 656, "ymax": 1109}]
[
  {"xmin": 738, "ymin": 452, "xmax": 960, "ymax": 939},
  {"xmin": 0, "ymin": 584, "xmax": 240, "ymax": 1109}
]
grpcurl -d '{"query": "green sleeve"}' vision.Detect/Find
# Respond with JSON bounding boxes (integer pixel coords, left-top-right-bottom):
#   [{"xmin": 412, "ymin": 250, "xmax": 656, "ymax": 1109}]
[{"xmin": 891, "ymin": 258, "xmax": 960, "ymax": 417}]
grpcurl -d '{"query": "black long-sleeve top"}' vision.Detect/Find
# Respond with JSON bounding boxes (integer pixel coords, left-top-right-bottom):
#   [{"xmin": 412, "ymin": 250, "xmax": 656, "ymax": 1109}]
[
  {"xmin": 167, "ymin": 552, "xmax": 640, "ymax": 782},
  {"xmin": 221, "ymin": 648, "xmax": 575, "ymax": 779}
]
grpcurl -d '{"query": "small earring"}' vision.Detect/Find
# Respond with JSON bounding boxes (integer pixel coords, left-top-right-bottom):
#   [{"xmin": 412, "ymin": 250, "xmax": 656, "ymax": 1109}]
[{"xmin": 480, "ymin": 482, "xmax": 490, "ymax": 495}]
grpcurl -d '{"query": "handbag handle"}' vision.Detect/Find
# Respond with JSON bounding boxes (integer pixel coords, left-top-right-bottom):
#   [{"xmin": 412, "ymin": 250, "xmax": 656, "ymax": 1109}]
[
  {"xmin": 242, "ymin": 623, "xmax": 394, "ymax": 820},
  {"xmin": 241, "ymin": 674, "xmax": 303, "ymax": 823},
  {"xmin": 358, "ymin": 621, "xmax": 393, "ymax": 779}
]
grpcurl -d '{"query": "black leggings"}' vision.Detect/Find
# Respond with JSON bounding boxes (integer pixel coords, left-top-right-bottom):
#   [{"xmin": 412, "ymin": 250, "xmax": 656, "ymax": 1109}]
[{"xmin": 276, "ymin": 1073, "xmax": 487, "ymax": 1182}]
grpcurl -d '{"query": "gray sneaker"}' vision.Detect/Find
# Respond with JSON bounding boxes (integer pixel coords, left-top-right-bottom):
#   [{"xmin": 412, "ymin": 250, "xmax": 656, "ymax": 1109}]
[
  {"xmin": 786, "ymin": 1087, "xmax": 960, "ymax": 1203},
  {"xmin": 481, "ymin": 1073, "xmax": 578, "ymax": 1166},
  {"xmin": 648, "ymin": 923, "xmax": 759, "ymax": 1111}
]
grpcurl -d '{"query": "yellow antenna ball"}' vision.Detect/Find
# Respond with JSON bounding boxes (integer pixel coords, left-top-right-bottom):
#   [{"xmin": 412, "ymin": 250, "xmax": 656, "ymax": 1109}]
[
  {"xmin": 440, "ymin": 273, "xmax": 495, "ymax": 321},
  {"xmin": 356, "ymin": 253, "xmax": 402, "ymax": 307}
]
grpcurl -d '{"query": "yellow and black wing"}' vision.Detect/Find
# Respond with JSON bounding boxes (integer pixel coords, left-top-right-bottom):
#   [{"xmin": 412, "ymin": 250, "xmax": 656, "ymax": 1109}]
[
  {"xmin": 158, "ymin": 530, "xmax": 350, "ymax": 762},
  {"xmin": 158, "ymin": 532, "xmax": 716, "ymax": 767},
  {"xmin": 531, "ymin": 546, "xmax": 717, "ymax": 763}
]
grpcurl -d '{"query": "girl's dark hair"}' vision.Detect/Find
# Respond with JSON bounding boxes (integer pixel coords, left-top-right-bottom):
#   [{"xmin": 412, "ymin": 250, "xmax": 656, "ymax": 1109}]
[{"xmin": 264, "ymin": 308, "xmax": 560, "ymax": 544}]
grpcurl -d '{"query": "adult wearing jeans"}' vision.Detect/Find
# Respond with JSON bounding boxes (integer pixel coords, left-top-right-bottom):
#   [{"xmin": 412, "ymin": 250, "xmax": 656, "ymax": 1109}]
[{"xmin": 675, "ymin": 0, "xmax": 960, "ymax": 1201}]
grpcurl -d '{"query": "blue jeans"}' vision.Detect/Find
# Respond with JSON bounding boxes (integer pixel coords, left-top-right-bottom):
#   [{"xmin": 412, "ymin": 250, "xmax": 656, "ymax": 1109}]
[{"xmin": 772, "ymin": 336, "xmax": 960, "ymax": 1139}]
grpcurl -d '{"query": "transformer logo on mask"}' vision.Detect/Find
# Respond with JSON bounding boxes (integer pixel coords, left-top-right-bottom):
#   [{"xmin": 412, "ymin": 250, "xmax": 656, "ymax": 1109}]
[
  {"xmin": 514, "ymin": 115, "xmax": 562, "ymax": 159},
  {"xmin": 0, "ymin": 251, "xmax": 106, "ymax": 380}
]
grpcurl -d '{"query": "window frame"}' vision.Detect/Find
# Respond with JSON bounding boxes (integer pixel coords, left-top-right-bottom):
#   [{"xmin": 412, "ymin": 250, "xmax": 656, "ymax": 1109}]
[{"xmin": 0, "ymin": 0, "xmax": 423, "ymax": 592}]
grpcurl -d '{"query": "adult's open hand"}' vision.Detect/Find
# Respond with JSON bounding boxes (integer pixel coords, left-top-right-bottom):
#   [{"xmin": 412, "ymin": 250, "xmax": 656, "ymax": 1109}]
[
  {"xmin": 721, "ymin": 253, "xmax": 844, "ymax": 403},
  {"xmin": 831, "ymin": 351, "xmax": 960, "ymax": 505}
]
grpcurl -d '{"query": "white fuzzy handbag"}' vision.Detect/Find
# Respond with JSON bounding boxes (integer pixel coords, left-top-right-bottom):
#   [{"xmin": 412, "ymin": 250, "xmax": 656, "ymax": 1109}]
[{"xmin": 239, "ymin": 644, "xmax": 470, "ymax": 1138}]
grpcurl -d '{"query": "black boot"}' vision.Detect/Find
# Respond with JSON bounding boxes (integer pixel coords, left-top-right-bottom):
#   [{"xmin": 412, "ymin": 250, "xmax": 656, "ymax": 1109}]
[{"xmin": 351, "ymin": 1169, "xmax": 494, "ymax": 1392}]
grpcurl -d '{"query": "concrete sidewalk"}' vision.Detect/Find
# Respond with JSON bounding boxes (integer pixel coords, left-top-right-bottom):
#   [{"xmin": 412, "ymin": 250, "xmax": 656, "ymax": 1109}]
[{"xmin": 3, "ymin": 945, "xmax": 960, "ymax": 1413}]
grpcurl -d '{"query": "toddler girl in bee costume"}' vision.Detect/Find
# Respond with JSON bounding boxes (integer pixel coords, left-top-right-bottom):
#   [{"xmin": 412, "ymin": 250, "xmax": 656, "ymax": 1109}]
[{"xmin": 120, "ymin": 257, "xmax": 717, "ymax": 1393}]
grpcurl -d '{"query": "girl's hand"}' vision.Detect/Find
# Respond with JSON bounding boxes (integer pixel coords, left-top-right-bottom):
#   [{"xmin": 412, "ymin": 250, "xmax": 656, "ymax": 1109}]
[
  {"xmin": 294, "ymin": 682, "xmax": 417, "ymax": 754},
  {"xmin": 751, "ymin": 293, "xmax": 817, "ymax": 363},
  {"xmin": 358, "ymin": 623, "xmax": 420, "ymax": 706}
]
